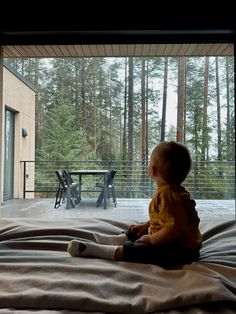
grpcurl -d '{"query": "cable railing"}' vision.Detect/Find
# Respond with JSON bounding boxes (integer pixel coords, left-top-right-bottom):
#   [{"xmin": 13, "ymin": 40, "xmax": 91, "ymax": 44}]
[{"xmin": 21, "ymin": 160, "xmax": 235, "ymax": 200}]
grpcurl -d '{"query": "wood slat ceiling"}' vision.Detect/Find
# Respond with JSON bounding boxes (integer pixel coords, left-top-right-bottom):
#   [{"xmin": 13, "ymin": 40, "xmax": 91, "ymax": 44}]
[{"xmin": 3, "ymin": 43, "xmax": 234, "ymax": 58}]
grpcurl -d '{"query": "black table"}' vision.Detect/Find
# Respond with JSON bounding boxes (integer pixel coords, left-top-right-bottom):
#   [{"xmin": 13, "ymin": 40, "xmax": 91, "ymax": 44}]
[{"xmin": 69, "ymin": 169, "xmax": 109, "ymax": 209}]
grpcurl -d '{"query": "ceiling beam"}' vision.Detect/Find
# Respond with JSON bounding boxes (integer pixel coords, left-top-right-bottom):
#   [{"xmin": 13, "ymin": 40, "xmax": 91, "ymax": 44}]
[{"xmin": 1, "ymin": 29, "xmax": 235, "ymax": 46}]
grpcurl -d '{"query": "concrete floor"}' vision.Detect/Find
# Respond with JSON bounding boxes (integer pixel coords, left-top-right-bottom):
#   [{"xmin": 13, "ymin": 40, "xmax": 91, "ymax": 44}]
[{"xmin": 0, "ymin": 198, "xmax": 235, "ymax": 222}]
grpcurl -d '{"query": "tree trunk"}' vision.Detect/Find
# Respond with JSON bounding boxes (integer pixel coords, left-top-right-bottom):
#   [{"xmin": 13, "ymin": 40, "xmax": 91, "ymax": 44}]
[
  {"xmin": 176, "ymin": 57, "xmax": 186, "ymax": 143},
  {"xmin": 128, "ymin": 57, "xmax": 134, "ymax": 162},
  {"xmin": 127, "ymin": 57, "xmax": 134, "ymax": 196},
  {"xmin": 145, "ymin": 61, "xmax": 149, "ymax": 162},
  {"xmin": 81, "ymin": 61, "xmax": 87, "ymax": 134},
  {"xmin": 92, "ymin": 61, "xmax": 97, "ymax": 152},
  {"xmin": 74, "ymin": 61, "xmax": 80, "ymax": 128},
  {"xmin": 34, "ymin": 59, "xmax": 40, "ymax": 147},
  {"xmin": 201, "ymin": 56, "xmax": 209, "ymax": 161},
  {"xmin": 161, "ymin": 57, "xmax": 168, "ymax": 141},
  {"xmin": 122, "ymin": 58, "xmax": 128, "ymax": 160},
  {"xmin": 141, "ymin": 59, "xmax": 146, "ymax": 162},
  {"xmin": 215, "ymin": 57, "xmax": 222, "ymax": 160},
  {"xmin": 226, "ymin": 58, "xmax": 230, "ymax": 160}
]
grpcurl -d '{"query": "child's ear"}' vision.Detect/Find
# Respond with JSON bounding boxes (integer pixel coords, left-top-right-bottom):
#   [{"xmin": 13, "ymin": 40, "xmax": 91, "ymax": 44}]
[{"xmin": 151, "ymin": 165, "xmax": 158, "ymax": 176}]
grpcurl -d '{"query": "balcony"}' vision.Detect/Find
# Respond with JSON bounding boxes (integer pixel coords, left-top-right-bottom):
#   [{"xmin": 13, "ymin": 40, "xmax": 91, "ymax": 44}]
[
  {"xmin": 1, "ymin": 159, "xmax": 232, "ymax": 221},
  {"xmin": 1, "ymin": 198, "xmax": 235, "ymax": 221},
  {"xmin": 21, "ymin": 160, "xmax": 235, "ymax": 200}
]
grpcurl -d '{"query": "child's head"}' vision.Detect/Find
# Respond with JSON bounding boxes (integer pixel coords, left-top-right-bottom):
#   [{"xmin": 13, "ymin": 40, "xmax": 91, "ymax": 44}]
[{"xmin": 149, "ymin": 141, "xmax": 191, "ymax": 185}]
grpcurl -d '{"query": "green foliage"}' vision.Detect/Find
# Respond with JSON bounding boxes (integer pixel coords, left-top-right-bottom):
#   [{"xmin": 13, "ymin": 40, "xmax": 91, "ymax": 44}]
[
  {"xmin": 7, "ymin": 56, "xmax": 235, "ymax": 163},
  {"xmin": 37, "ymin": 102, "xmax": 95, "ymax": 160}
]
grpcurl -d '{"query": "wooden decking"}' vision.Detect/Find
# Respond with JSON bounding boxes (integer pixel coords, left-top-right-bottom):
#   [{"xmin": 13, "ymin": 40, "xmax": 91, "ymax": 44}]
[{"xmin": 0, "ymin": 198, "xmax": 235, "ymax": 222}]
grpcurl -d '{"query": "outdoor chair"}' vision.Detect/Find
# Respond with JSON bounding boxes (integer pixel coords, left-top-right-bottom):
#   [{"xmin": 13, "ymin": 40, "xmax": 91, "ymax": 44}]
[
  {"xmin": 95, "ymin": 169, "xmax": 117, "ymax": 207},
  {"xmin": 62, "ymin": 170, "xmax": 81, "ymax": 208},
  {"xmin": 54, "ymin": 170, "xmax": 80, "ymax": 209},
  {"xmin": 54, "ymin": 170, "xmax": 67, "ymax": 208}
]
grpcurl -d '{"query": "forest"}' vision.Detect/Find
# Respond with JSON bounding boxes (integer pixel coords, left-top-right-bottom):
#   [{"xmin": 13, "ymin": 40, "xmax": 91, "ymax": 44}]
[{"xmin": 6, "ymin": 56, "xmax": 235, "ymax": 164}]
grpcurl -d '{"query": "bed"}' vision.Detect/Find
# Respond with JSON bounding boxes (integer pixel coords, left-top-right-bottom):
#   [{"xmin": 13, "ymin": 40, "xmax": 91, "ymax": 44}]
[{"xmin": 0, "ymin": 216, "xmax": 236, "ymax": 314}]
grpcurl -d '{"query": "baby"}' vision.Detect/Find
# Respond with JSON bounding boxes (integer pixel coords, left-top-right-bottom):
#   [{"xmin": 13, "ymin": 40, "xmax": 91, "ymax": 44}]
[{"xmin": 67, "ymin": 141, "xmax": 202, "ymax": 266}]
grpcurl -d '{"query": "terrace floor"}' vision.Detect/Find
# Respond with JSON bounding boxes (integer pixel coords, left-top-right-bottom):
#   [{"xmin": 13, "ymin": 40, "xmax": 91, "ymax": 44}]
[{"xmin": 0, "ymin": 198, "xmax": 235, "ymax": 222}]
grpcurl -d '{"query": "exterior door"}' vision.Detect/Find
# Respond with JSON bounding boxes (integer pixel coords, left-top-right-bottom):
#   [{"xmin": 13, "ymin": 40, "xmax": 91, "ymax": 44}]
[{"xmin": 4, "ymin": 108, "xmax": 15, "ymax": 200}]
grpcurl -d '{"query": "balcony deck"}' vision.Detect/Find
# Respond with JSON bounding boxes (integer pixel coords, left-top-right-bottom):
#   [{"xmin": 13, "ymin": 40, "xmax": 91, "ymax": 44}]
[{"xmin": 0, "ymin": 198, "xmax": 235, "ymax": 222}]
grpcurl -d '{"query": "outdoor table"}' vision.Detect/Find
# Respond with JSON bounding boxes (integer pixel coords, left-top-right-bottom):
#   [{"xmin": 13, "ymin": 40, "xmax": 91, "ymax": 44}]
[{"xmin": 69, "ymin": 169, "xmax": 109, "ymax": 209}]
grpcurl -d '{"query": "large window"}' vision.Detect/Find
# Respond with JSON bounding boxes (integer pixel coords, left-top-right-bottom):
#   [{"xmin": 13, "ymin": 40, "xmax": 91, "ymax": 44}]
[{"xmin": 5, "ymin": 52, "xmax": 235, "ymax": 205}]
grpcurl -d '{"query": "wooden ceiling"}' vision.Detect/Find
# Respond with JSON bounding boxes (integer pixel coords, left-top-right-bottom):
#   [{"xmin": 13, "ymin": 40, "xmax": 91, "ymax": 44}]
[{"xmin": 2, "ymin": 43, "xmax": 234, "ymax": 58}]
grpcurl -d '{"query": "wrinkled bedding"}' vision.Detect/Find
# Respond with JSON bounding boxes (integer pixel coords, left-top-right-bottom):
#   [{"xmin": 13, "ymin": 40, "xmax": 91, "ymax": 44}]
[{"xmin": 0, "ymin": 217, "xmax": 236, "ymax": 313}]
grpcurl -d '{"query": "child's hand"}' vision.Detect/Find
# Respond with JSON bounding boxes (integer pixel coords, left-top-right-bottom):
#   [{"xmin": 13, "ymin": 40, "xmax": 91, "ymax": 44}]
[
  {"xmin": 135, "ymin": 234, "xmax": 151, "ymax": 244},
  {"xmin": 128, "ymin": 223, "xmax": 149, "ymax": 237}
]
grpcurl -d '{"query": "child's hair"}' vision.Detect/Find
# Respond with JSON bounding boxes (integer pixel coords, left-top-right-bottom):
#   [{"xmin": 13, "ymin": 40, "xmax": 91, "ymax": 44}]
[{"xmin": 153, "ymin": 141, "xmax": 191, "ymax": 185}]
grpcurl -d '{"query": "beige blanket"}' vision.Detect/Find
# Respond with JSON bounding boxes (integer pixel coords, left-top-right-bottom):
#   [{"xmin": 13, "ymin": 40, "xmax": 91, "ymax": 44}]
[{"xmin": 0, "ymin": 217, "xmax": 236, "ymax": 313}]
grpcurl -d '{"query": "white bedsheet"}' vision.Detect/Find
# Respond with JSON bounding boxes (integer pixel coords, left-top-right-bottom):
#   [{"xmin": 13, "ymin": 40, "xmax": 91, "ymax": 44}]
[{"xmin": 0, "ymin": 217, "xmax": 235, "ymax": 313}]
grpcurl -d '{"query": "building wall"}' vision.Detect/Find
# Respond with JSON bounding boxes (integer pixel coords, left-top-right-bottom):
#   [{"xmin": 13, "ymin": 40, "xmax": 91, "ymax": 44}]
[
  {"xmin": 2, "ymin": 65, "xmax": 35, "ymax": 199},
  {"xmin": 0, "ymin": 48, "xmax": 3, "ymax": 204}
]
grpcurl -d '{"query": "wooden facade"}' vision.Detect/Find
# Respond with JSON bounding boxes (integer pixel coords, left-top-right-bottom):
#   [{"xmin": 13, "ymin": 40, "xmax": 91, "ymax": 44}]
[{"xmin": 0, "ymin": 62, "xmax": 35, "ymax": 202}]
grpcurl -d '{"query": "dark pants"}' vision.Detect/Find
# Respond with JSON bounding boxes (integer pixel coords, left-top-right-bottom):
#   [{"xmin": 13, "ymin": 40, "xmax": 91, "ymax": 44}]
[{"xmin": 123, "ymin": 231, "xmax": 200, "ymax": 267}]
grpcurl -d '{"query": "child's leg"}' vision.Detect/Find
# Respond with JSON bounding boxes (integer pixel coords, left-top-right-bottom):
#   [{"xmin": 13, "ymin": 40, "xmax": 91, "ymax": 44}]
[
  {"xmin": 122, "ymin": 242, "xmax": 200, "ymax": 266},
  {"xmin": 122, "ymin": 241, "xmax": 153, "ymax": 264},
  {"xmin": 94, "ymin": 230, "xmax": 140, "ymax": 245},
  {"xmin": 67, "ymin": 239, "xmax": 123, "ymax": 260},
  {"xmin": 93, "ymin": 232, "xmax": 128, "ymax": 245},
  {"xmin": 114, "ymin": 246, "xmax": 124, "ymax": 261}
]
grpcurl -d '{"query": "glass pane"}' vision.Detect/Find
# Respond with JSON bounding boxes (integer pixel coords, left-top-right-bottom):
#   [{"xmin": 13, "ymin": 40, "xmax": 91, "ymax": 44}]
[{"xmin": 4, "ymin": 109, "xmax": 15, "ymax": 200}]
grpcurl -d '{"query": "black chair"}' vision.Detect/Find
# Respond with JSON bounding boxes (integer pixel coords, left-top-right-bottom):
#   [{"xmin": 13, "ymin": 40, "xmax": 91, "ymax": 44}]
[
  {"xmin": 54, "ymin": 170, "xmax": 80, "ymax": 209},
  {"xmin": 54, "ymin": 170, "xmax": 67, "ymax": 208},
  {"xmin": 96, "ymin": 170, "xmax": 117, "ymax": 207}
]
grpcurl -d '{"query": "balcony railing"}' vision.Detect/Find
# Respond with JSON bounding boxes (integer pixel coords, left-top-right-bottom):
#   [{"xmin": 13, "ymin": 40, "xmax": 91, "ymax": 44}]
[{"xmin": 21, "ymin": 160, "xmax": 235, "ymax": 200}]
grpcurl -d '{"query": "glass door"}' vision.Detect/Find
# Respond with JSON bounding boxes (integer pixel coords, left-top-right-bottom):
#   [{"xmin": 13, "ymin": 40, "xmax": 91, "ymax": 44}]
[{"xmin": 4, "ymin": 108, "xmax": 15, "ymax": 200}]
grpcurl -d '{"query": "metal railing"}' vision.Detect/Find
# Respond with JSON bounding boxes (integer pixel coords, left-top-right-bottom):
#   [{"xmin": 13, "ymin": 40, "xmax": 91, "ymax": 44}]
[{"xmin": 21, "ymin": 160, "xmax": 235, "ymax": 200}]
